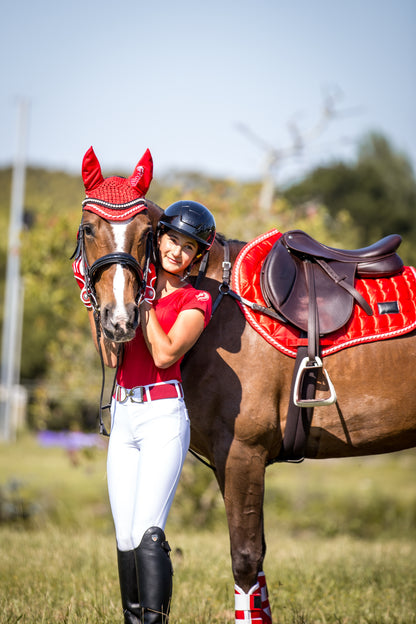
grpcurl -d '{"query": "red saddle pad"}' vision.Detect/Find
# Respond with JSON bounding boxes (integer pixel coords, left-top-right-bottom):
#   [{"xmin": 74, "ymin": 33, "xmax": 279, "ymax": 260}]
[{"xmin": 232, "ymin": 229, "xmax": 416, "ymax": 358}]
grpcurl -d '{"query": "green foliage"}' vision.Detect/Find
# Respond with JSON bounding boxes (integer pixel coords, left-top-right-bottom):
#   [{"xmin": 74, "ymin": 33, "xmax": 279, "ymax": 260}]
[
  {"xmin": 0, "ymin": 478, "xmax": 40, "ymax": 524},
  {"xmin": 17, "ymin": 170, "xmax": 101, "ymax": 429},
  {"xmin": 265, "ymin": 453, "xmax": 416, "ymax": 539},
  {"xmin": 284, "ymin": 132, "xmax": 416, "ymax": 264}
]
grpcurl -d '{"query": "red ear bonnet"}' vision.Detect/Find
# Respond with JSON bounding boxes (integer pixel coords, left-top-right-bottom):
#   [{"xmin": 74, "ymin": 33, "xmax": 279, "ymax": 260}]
[
  {"xmin": 129, "ymin": 149, "xmax": 153, "ymax": 196},
  {"xmin": 81, "ymin": 147, "xmax": 153, "ymax": 221},
  {"xmin": 82, "ymin": 146, "xmax": 104, "ymax": 192}
]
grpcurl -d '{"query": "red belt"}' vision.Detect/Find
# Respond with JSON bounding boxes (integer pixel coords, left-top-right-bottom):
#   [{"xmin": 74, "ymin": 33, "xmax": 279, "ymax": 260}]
[{"xmin": 114, "ymin": 381, "xmax": 183, "ymax": 403}]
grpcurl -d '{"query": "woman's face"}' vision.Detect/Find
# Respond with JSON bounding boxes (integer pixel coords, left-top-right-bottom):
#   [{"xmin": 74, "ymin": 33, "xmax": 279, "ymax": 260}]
[{"xmin": 158, "ymin": 229, "xmax": 198, "ymax": 275}]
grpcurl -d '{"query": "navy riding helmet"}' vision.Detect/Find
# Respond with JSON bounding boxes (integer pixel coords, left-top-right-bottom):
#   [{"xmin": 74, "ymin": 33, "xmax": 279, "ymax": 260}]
[{"xmin": 157, "ymin": 200, "xmax": 216, "ymax": 259}]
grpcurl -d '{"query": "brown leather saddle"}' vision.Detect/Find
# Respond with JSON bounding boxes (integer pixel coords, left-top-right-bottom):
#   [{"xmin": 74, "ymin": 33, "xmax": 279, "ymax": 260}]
[
  {"xmin": 260, "ymin": 230, "xmax": 403, "ymax": 463},
  {"xmin": 261, "ymin": 230, "xmax": 403, "ymax": 336}
]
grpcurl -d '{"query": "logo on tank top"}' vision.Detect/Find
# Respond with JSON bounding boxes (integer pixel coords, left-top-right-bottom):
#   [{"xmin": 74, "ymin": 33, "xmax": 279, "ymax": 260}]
[{"xmin": 196, "ymin": 291, "xmax": 210, "ymax": 301}]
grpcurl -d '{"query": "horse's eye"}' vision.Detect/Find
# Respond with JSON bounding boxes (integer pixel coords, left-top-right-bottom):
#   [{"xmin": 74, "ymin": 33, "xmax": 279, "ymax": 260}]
[{"xmin": 83, "ymin": 224, "xmax": 94, "ymax": 238}]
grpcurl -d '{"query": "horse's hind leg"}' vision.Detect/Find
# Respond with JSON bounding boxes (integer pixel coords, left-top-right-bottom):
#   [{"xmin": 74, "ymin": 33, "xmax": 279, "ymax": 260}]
[{"xmin": 217, "ymin": 439, "xmax": 272, "ymax": 622}]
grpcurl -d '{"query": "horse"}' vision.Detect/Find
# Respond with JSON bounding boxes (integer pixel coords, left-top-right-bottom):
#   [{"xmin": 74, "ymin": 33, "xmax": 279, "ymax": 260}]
[{"xmin": 76, "ymin": 150, "xmax": 416, "ymax": 622}]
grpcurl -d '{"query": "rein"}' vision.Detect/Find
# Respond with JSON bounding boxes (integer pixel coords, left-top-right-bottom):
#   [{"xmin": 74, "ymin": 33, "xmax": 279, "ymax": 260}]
[{"xmin": 94, "ymin": 316, "xmax": 122, "ymax": 436}]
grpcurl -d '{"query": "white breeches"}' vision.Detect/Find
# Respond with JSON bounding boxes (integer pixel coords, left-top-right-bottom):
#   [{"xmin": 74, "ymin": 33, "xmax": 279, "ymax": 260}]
[{"xmin": 107, "ymin": 396, "xmax": 190, "ymax": 551}]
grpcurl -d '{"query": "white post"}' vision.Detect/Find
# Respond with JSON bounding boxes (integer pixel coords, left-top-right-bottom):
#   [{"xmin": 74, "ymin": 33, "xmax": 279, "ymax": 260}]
[{"xmin": 0, "ymin": 99, "xmax": 29, "ymax": 441}]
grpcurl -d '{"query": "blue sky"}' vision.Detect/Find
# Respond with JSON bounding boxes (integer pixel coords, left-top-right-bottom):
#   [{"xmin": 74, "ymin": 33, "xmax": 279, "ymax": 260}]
[{"xmin": 1, "ymin": 0, "xmax": 415, "ymax": 185}]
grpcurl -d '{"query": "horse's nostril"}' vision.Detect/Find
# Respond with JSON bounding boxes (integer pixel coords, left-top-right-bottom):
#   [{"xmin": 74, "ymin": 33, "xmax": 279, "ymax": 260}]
[
  {"xmin": 125, "ymin": 304, "xmax": 139, "ymax": 330},
  {"xmin": 102, "ymin": 305, "xmax": 112, "ymax": 323}
]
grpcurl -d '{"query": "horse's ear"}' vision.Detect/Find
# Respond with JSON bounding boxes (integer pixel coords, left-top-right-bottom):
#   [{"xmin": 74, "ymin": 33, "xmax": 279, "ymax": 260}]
[
  {"xmin": 82, "ymin": 146, "xmax": 104, "ymax": 192},
  {"xmin": 129, "ymin": 149, "xmax": 153, "ymax": 196}
]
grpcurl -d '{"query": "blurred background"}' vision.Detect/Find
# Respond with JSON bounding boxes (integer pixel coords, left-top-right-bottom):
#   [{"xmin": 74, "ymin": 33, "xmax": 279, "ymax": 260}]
[{"xmin": 0, "ymin": 5, "xmax": 415, "ymax": 621}]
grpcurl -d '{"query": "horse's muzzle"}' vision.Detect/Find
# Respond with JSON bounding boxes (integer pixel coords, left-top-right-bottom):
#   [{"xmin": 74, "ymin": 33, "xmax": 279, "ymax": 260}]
[{"xmin": 101, "ymin": 301, "xmax": 139, "ymax": 343}]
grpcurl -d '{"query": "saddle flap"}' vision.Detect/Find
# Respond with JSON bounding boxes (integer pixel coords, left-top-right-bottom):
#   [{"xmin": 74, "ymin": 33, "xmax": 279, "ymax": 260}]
[{"xmin": 260, "ymin": 239, "xmax": 355, "ymax": 334}]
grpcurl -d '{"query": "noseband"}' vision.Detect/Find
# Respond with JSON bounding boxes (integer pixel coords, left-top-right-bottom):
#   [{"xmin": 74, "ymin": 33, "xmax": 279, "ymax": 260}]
[{"xmin": 87, "ymin": 251, "xmax": 144, "ymax": 310}]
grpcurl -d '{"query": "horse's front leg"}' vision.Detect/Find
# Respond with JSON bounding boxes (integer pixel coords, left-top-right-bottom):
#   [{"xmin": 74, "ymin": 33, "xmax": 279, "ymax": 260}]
[{"xmin": 217, "ymin": 438, "xmax": 272, "ymax": 623}]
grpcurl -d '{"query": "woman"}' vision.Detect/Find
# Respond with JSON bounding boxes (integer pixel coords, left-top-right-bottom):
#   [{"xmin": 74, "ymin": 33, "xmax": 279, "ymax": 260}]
[{"xmin": 75, "ymin": 200, "xmax": 215, "ymax": 623}]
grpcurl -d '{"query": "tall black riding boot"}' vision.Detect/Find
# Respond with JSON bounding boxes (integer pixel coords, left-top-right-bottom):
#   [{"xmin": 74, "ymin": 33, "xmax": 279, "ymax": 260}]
[
  {"xmin": 117, "ymin": 548, "xmax": 141, "ymax": 624},
  {"xmin": 135, "ymin": 526, "xmax": 173, "ymax": 623}
]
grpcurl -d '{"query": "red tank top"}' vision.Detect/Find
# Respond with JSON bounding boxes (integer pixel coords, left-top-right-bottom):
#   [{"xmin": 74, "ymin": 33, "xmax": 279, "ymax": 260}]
[{"xmin": 117, "ymin": 285, "xmax": 212, "ymax": 388}]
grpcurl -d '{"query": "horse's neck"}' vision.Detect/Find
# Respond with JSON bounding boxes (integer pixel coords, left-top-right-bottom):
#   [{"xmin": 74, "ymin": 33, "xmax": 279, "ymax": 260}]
[{"xmin": 145, "ymin": 199, "xmax": 163, "ymax": 228}]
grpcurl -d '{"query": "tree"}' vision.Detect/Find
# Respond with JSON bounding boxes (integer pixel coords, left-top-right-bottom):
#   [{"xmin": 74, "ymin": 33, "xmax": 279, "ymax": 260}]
[{"xmin": 284, "ymin": 132, "xmax": 416, "ymax": 265}]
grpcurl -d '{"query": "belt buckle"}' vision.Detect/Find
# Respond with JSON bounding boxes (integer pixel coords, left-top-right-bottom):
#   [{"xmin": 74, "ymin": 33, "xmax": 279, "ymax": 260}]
[
  {"xmin": 117, "ymin": 385, "xmax": 144, "ymax": 403},
  {"xmin": 128, "ymin": 386, "xmax": 144, "ymax": 403}
]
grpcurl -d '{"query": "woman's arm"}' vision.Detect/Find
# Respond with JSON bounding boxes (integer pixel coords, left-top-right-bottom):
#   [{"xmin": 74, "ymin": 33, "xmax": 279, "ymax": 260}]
[
  {"xmin": 139, "ymin": 301, "xmax": 205, "ymax": 369},
  {"xmin": 87, "ymin": 309, "xmax": 120, "ymax": 368}
]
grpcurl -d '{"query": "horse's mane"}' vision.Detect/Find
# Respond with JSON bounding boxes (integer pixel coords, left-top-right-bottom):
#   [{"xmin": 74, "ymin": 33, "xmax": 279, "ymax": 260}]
[{"xmin": 215, "ymin": 232, "xmax": 247, "ymax": 246}]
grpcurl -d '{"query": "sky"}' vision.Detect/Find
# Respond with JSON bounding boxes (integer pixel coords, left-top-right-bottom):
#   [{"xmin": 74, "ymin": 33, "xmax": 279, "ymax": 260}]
[{"xmin": 1, "ymin": 0, "xmax": 415, "ymax": 187}]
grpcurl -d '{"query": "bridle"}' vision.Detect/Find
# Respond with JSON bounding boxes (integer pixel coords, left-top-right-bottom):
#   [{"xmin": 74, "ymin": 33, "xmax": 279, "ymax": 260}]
[
  {"xmin": 73, "ymin": 214, "xmax": 155, "ymax": 435},
  {"xmin": 75, "ymin": 217, "xmax": 154, "ymax": 314}
]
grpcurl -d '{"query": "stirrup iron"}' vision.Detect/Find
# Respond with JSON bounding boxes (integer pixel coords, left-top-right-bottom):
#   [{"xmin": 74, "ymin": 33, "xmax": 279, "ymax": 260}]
[{"xmin": 293, "ymin": 356, "xmax": 337, "ymax": 407}]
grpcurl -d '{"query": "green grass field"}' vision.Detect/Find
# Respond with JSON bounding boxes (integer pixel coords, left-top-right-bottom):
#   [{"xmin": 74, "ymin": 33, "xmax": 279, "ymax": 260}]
[{"xmin": 0, "ymin": 435, "xmax": 415, "ymax": 623}]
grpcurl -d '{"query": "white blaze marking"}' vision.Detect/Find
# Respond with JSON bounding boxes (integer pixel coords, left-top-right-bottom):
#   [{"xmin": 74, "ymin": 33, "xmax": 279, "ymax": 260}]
[{"xmin": 111, "ymin": 222, "xmax": 129, "ymax": 320}]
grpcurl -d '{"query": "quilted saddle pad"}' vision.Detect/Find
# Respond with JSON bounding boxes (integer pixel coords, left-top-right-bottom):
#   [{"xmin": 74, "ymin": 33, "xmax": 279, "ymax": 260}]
[{"xmin": 232, "ymin": 229, "xmax": 416, "ymax": 358}]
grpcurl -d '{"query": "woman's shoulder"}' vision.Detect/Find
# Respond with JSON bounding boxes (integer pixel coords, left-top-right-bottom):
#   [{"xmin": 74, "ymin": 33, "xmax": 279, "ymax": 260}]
[
  {"xmin": 155, "ymin": 284, "xmax": 210, "ymax": 307},
  {"xmin": 156, "ymin": 284, "xmax": 212, "ymax": 326},
  {"xmin": 178, "ymin": 285, "xmax": 212, "ymax": 326},
  {"xmin": 176, "ymin": 284, "xmax": 211, "ymax": 305}
]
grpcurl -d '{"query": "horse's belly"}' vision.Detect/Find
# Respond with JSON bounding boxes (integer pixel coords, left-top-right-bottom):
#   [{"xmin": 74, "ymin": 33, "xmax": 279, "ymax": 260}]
[{"xmin": 306, "ymin": 336, "xmax": 416, "ymax": 458}]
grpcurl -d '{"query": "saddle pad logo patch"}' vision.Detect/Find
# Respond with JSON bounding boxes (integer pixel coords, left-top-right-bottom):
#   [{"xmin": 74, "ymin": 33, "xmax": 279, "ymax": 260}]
[{"xmin": 378, "ymin": 301, "xmax": 400, "ymax": 314}]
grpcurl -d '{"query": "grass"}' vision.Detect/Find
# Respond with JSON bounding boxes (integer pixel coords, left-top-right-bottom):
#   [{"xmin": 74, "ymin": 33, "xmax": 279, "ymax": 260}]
[{"xmin": 0, "ymin": 434, "xmax": 415, "ymax": 623}]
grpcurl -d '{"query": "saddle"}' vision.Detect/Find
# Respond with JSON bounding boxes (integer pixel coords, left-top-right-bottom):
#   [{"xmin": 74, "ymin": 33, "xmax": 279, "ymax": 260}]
[
  {"xmin": 261, "ymin": 230, "xmax": 403, "ymax": 336},
  {"xmin": 260, "ymin": 230, "xmax": 403, "ymax": 462}
]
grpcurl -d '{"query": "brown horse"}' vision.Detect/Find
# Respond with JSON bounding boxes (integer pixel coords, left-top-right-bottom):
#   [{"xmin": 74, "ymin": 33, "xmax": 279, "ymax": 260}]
[{"xmin": 77, "ymin": 167, "xmax": 416, "ymax": 620}]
